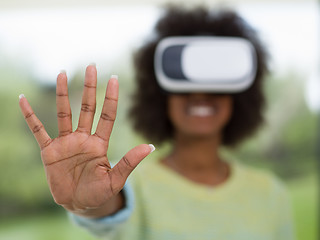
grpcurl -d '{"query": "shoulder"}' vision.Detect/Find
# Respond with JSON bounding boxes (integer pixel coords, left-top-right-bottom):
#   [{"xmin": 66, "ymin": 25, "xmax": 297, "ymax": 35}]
[
  {"xmin": 236, "ymin": 162, "xmax": 285, "ymax": 185},
  {"xmin": 130, "ymin": 158, "xmax": 166, "ymax": 182},
  {"xmin": 128, "ymin": 158, "xmax": 163, "ymax": 186},
  {"xmin": 234, "ymin": 161, "xmax": 290, "ymax": 201}
]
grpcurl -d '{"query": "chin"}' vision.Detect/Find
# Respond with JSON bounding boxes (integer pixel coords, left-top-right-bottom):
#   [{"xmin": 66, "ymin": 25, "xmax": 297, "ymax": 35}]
[{"xmin": 180, "ymin": 128, "xmax": 222, "ymax": 140}]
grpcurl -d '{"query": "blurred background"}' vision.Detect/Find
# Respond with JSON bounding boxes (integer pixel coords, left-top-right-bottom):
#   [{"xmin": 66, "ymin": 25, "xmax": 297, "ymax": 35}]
[{"xmin": 0, "ymin": 0, "xmax": 318, "ymax": 239}]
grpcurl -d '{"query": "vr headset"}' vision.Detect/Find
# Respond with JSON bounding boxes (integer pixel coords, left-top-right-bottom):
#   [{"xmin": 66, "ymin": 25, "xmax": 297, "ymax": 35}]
[{"xmin": 154, "ymin": 36, "xmax": 257, "ymax": 93}]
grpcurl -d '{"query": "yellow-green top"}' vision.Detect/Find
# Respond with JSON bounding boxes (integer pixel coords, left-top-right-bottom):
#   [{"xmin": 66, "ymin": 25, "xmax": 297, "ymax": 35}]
[{"xmin": 117, "ymin": 159, "xmax": 295, "ymax": 240}]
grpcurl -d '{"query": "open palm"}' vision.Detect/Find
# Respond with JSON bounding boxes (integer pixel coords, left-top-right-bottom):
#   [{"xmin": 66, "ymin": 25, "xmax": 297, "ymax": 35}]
[{"xmin": 19, "ymin": 65, "xmax": 153, "ymax": 215}]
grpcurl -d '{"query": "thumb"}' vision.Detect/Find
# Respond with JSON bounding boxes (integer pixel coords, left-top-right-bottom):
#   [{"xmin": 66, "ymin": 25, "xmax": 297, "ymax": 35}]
[{"xmin": 111, "ymin": 144, "xmax": 155, "ymax": 183}]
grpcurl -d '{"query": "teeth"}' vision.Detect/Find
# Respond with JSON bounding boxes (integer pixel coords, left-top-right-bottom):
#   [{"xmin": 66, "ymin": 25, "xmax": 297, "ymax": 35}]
[{"xmin": 188, "ymin": 106, "xmax": 216, "ymax": 117}]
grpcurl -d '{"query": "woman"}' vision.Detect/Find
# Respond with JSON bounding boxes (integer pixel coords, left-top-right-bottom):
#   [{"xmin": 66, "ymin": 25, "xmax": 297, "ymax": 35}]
[{"xmin": 19, "ymin": 6, "xmax": 295, "ymax": 240}]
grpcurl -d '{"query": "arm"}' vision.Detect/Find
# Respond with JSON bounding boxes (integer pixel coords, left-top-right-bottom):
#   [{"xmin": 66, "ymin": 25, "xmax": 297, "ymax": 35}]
[{"xmin": 19, "ymin": 65, "xmax": 154, "ymax": 219}]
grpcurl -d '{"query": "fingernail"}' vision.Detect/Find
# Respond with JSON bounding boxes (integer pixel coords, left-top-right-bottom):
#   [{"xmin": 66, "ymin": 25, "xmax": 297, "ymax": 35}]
[
  {"xmin": 111, "ymin": 75, "xmax": 118, "ymax": 80},
  {"xmin": 89, "ymin": 63, "xmax": 96, "ymax": 67},
  {"xmin": 60, "ymin": 70, "xmax": 66, "ymax": 74},
  {"xmin": 19, "ymin": 94, "xmax": 25, "ymax": 99},
  {"xmin": 148, "ymin": 144, "xmax": 156, "ymax": 153}
]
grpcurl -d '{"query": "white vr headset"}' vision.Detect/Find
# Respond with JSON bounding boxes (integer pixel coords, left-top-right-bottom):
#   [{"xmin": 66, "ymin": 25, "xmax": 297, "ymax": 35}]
[{"xmin": 154, "ymin": 36, "xmax": 257, "ymax": 93}]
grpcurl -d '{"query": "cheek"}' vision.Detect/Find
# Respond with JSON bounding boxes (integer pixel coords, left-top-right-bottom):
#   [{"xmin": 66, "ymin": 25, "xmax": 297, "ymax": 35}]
[
  {"xmin": 167, "ymin": 97, "xmax": 188, "ymax": 129},
  {"xmin": 168, "ymin": 99, "xmax": 183, "ymax": 123},
  {"xmin": 221, "ymin": 98, "xmax": 233, "ymax": 126}
]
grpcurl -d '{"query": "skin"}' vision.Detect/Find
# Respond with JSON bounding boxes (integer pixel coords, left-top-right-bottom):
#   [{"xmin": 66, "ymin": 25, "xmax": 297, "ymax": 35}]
[
  {"xmin": 19, "ymin": 65, "xmax": 233, "ymax": 218},
  {"xmin": 19, "ymin": 65, "xmax": 153, "ymax": 218},
  {"xmin": 162, "ymin": 93, "xmax": 233, "ymax": 186}
]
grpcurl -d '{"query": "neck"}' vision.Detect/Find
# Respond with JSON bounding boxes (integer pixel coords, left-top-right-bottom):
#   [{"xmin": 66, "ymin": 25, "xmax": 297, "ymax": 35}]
[
  {"xmin": 173, "ymin": 133, "xmax": 221, "ymax": 168},
  {"xmin": 162, "ymin": 133, "xmax": 230, "ymax": 186}
]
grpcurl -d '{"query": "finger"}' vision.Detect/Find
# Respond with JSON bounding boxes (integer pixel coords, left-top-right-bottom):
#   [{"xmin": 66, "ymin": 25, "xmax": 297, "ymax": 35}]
[
  {"xmin": 77, "ymin": 65, "xmax": 97, "ymax": 134},
  {"xmin": 111, "ymin": 144, "xmax": 155, "ymax": 183},
  {"xmin": 19, "ymin": 94, "xmax": 52, "ymax": 150},
  {"xmin": 56, "ymin": 72, "xmax": 72, "ymax": 137},
  {"xmin": 94, "ymin": 75, "xmax": 119, "ymax": 144}
]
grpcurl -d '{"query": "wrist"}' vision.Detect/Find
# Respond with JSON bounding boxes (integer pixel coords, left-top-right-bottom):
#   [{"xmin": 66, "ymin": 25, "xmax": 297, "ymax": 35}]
[{"xmin": 64, "ymin": 192, "xmax": 124, "ymax": 218}]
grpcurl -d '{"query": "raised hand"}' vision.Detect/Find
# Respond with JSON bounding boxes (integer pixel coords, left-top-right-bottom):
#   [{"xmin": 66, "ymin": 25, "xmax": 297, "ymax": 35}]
[{"xmin": 19, "ymin": 65, "xmax": 154, "ymax": 217}]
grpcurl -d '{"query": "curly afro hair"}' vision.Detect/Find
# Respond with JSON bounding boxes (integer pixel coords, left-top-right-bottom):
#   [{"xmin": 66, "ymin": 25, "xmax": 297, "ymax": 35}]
[{"xmin": 129, "ymin": 5, "xmax": 269, "ymax": 147}]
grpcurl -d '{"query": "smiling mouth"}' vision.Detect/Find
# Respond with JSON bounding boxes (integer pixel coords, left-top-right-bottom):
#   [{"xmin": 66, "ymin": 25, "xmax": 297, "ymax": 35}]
[{"xmin": 187, "ymin": 105, "xmax": 216, "ymax": 117}]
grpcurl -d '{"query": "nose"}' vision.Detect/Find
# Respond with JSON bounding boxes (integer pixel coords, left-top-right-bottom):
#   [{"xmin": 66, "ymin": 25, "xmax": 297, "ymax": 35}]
[
  {"xmin": 188, "ymin": 93, "xmax": 213, "ymax": 100},
  {"xmin": 189, "ymin": 92, "xmax": 228, "ymax": 98},
  {"xmin": 185, "ymin": 93, "xmax": 213, "ymax": 105}
]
